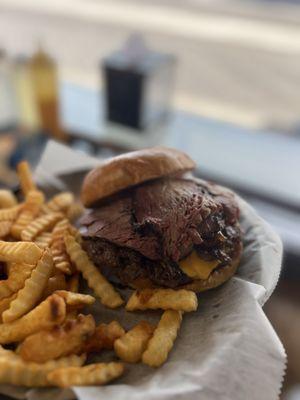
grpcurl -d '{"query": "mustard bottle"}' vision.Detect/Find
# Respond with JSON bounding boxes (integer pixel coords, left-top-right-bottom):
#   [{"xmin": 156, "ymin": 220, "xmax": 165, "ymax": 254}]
[{"xmin": 29, "ymin": 46, "xmax": 66, "ymax": 140}]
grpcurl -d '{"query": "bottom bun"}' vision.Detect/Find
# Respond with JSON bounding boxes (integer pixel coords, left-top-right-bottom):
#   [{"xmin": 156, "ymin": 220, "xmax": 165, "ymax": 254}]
[
  {"xmin": 129, "ymin": 247, "xmax": 242, "ymax": 293},
  {"xmin": 181, "ymin": 256, "xmax": 240, "ymax": 292}
]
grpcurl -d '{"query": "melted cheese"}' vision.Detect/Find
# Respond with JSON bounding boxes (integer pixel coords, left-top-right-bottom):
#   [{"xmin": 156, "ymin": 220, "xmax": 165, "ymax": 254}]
[{"xmin": 179, "ymin": 252, "xmax": 219, "ymax": 280}]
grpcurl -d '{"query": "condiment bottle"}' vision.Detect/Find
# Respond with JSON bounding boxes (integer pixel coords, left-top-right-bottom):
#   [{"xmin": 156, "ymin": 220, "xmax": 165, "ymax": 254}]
[{"xmin": 29, "ymin": 45, "xmax": 66, "ymax": 140}]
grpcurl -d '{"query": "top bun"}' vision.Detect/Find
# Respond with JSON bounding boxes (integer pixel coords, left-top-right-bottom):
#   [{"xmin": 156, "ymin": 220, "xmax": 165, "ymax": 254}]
[{"xmin": 81, "ymin": 146, "xmax": 196, "ymax": 207}]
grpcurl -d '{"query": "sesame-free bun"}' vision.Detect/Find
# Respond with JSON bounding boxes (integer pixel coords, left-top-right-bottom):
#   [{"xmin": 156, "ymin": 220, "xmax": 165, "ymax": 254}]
[{"xmin": 81, "ymin": 147, "xmax": 196, "ymax": 207}]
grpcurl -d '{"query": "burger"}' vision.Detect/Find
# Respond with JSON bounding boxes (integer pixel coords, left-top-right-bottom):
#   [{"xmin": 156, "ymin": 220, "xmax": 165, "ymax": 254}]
[{"xmin": 80, "ymin": 147, "xmax": 242, "ymax": 292}]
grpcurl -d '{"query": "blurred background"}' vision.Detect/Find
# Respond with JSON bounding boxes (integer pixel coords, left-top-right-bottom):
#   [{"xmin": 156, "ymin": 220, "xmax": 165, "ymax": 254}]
[{"xmin": 0, "ymin": 0, "xmax": 299, "ymax": 398}]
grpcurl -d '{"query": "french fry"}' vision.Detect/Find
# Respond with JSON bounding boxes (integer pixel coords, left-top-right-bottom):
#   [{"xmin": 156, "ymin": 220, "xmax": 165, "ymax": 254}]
[
  {"xmin": 0, "ymin": 293, "xmax": 66, "ymax": 344},
  {"xmin": 114, "ymin": 321, "xmax": 154, "ymax": 363},
  {"xmin": 142, "ymin": 310, "xmax": 183, "ymax": 367},
  {"xmin": 52, "ymin": 218, "xmax": 73, "ymax": 236},
  {"xmin": 67, "ymin": 273, "xmax": 79, "ymax": 292},
  {"xmin": 126, "ymin": 289, "xmax": 198, "ymax": 312},
  {"xmin": 47, "ymin": 362, "xmax": 124, "ymax": 388},
  {"xmin": 0, "ymin": 241, "xmax": 42, "ymax": 264},
  {"xmin": 6, "ymin": 263, "xmax": 35, "ymax": 292},
  {"xmin": 35, "ymin": 232, "xmax": 53, "ymax": 249},
  {"xmin": 62, "ymin": 283, "xmax": 81, "ymax": 319},
  {"xmin": 82, "ymin": 321, "xmax": 125, "ymax": 354},
  {"xmin": 0, "ymin": 293, "xmax": 17, "ymax": 321},
  {"xmin": 51, "ymin": 252, "xmax": 72, "ymax": 274},
  {"xmin": 64, "ymin": 234, "xmax": 123, "ymax": 308},
  {"xmin": 0, "ymin": 351, "xmax": 85, "ymax": 387},
  {"xmin": 52, "ymin": 255, "xmax": 72, "ymax": 275},
  {"xmin": 11, "ymin": 211, "xmax": 36, "ymax": 239},
  {"xmin": 17, "ymin": 160, "xmax": 36, "ymax": 195},
  {"xmin": 42, "ymin": 272, "xmax": 67, "ymax": 298},
  {"xmin": 3, "ymin": 249, "xmax": 54, "ymax": 322},
  {"xmin": 0, "ymin": 205, "xmax": 21, "ymax": 222},
  {"xmin": 0, "ymin": 190, "xmax": 17, "ymax": 208},
  {"xmin": 51, "ymin": 218, "xmax": 73, "ymax": 238},
  {"xmin": 42, "ymin": 192, "xmax": 74, "ymax": 214},
  {"xmin": 66, "ymin": 203, "xmax": 83, "ymax": 222},
  {"xmin": 19, "ymin": 314, "xmax": 95, "ymax": 363},
  {"xmin": 0, "ymin": 221, "xmax": 12, "ymax": 238},
  {"xmin": 21, "ymin": 212, "xmax": 63, "ymax": 242},
  {"xmin": 11, "ymin": 190, "xmax": 45, "ymax": 239},
  {"xmin": 51, "ymin": 219, "xmax": 74, "ymax": 274},
  {"xmin": 55, "ymin": 290, "xmax": 95, "ymax": 307},
  {"xmin": 11, "ymin": 210, "xmax": 35, "ymax": 239},
  {"xmin": 24, "ymin": 190, "xmax": 45, "ymax": 212},
  {"xmin": 0, "ymin": 263, "xmax": 35, "ymax": 300},
  {"xmin": 0, "ymin": 280, "xmax": 13, "ymax": 300}
]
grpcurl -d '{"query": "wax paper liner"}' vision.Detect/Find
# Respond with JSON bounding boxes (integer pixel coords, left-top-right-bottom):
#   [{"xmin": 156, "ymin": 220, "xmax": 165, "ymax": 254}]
[{"xmin": 0, "ymin": 141, "xmax": 286, "ymax": 400}]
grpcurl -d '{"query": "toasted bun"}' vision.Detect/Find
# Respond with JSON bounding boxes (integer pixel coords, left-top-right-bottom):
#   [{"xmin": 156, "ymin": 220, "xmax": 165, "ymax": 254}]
[
  {"xmin": 130, "ymin": 247, "xmax": 242, "ymax": 293},
  {"xmin": 81, "ymin": 147, "xmax": 196, "ymax": 207}
]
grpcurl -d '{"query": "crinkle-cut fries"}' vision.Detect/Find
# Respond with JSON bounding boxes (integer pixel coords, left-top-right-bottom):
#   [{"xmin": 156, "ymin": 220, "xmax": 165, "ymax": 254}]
[{"xmin": 0, "ymin": 159, "xmax": 199, "ymax": 388}]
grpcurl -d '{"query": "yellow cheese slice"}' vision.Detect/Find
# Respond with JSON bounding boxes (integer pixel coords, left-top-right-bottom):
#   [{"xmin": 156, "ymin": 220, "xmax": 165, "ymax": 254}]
[{"xmin": 179, "ymin": 252, "xmax": 219, "ymax": 280}]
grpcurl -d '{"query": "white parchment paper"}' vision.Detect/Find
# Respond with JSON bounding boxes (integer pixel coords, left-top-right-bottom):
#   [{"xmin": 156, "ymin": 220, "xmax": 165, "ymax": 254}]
[{"xmin": 0, "ymin": 141, "xmax": 286, "ymax": 400}]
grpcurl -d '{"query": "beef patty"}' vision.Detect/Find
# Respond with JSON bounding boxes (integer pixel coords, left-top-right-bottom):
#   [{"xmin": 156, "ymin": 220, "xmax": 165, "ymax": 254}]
[{"xmin": 81, "ymin": 177, "xmax": 241, "ymax": 288}]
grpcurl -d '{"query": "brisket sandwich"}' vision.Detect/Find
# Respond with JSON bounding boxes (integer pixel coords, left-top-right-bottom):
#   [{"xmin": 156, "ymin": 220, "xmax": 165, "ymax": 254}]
[{"xmin": 80, "ymin": 147, "xmax": 242, "ymax": 292}]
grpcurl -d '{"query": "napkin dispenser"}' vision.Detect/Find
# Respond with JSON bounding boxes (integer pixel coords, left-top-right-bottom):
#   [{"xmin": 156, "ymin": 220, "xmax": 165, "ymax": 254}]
[{"xmin": 102, "ymin": 35, "xmax": 176, "ymax": 131}]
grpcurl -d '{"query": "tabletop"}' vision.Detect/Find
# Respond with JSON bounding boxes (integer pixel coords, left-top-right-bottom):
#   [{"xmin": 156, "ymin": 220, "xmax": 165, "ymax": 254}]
[{"xmin": 60, "ymin": 82, "xmax": 300, "ymax": 211}]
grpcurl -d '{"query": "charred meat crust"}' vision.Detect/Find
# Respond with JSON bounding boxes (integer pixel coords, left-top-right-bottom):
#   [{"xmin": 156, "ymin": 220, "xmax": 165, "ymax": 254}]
[{"xmin": 82, "ymin": 237, "xmax": 192, "ymax": 288}]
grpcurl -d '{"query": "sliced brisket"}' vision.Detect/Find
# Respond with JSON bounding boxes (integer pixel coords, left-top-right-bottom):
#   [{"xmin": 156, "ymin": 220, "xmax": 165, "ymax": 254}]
[{"xmin": 81, "ymin": 177, "xmax": 241, "ymax": 288}]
